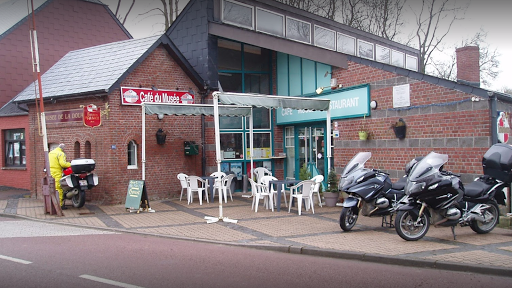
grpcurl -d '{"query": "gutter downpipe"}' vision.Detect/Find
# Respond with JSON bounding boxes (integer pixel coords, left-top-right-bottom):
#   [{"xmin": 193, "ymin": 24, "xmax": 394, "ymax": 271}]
[{"xmin": 489, "ymin": 92, "xmax": 498, "ymax": 145}]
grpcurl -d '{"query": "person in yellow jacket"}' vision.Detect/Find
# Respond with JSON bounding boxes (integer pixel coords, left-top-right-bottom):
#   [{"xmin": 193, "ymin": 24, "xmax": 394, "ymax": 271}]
[{"xmin": 49, "ymin": 143, "xmax": 71, "ymax": 209}]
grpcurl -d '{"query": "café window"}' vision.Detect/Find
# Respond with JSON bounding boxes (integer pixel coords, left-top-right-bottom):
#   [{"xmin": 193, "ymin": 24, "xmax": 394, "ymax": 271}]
[
  {"xmin": 220, "ymin": 133, "xmax": 244, "ymax": 160},
  {"xmin": 4, "ymin": 129, "xmax": 25, "ymax": 167},
  {"xmin": 127, "ymin": 140, "xmax": 137, "ymax": 169},
  {"xmin": 245, "ymin": 107, "xmax": 270, "ymax": 129},
  {"xmin": 246, "ymin": 132, "xmax": 271, "ymax": 159}
]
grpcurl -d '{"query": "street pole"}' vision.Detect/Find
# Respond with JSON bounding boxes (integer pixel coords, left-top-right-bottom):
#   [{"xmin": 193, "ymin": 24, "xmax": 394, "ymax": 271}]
[{"xmin": 29, "ymin": 0, "xmax": 62, "ymax": 215}]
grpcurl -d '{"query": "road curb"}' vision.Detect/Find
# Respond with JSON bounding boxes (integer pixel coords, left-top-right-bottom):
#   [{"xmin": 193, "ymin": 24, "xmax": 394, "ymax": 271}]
[{"xmin": 2, "ymin": 212, "xmax": 512, "ymax": 278}]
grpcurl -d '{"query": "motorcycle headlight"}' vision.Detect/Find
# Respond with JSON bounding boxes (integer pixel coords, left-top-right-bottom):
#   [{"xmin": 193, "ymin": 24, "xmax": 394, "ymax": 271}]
[
  {"xmin": 356, "ymin": 175, "xmax": 364, "ymax": 183},
  {"xmin": 339, "ymin": 176, "xmax": 354, "ymax": 190}
]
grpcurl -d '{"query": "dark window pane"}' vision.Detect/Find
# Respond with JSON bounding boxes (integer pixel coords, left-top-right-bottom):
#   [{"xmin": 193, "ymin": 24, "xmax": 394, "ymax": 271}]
[
  {"xmin": 246, "ymin": 107, "xmax": 270, "ymax": 129},
  {"xmin": 220, "ymin": 133, "xmax": 244, "ymax": 159},
  {"xmin": 244, "ymin": 45, "xmax": 270, "ymax": 71},
  {"xmin": 219, "ymin": 73, "xmax": 242, "ymax": 92},
  {"xmin": 244, "ymin": 73, "xmax": 269, "ymax": 94},
  {"xmin": 218, "ymin": 39, "xmax": 242, "ymax": 71}
]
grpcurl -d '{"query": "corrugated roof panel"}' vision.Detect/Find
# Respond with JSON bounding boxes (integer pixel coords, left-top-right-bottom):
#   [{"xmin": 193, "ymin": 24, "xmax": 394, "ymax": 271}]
[{"xmin": 14, "ymin": 35, "xmax": 161, "ymax": 102}]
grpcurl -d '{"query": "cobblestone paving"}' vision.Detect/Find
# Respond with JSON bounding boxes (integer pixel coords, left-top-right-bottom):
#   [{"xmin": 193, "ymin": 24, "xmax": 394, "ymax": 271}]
[{"xmin": 2, "ymin": 194, "xmax": 512, "ymax": 275}]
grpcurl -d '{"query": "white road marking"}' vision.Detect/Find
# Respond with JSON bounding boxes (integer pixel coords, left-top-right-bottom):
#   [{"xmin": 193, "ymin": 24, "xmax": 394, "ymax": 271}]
[
  {"xmin": 80, "ymin": 275, "xmax": 145, "ymax": 288},
  {"xmin": 0, "ymin": 254, "xmax": 32, "ymax": 264}
]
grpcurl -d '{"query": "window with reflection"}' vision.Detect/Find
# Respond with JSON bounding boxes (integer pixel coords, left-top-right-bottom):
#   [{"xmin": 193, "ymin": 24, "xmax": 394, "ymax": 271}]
[
  {"xmin": 220, "ymin": 133, "xmax": 244, "ymax": 159},
  {"xmin": 286, "ymin": 16, "xmax": 310, "ymax": 44},
  {"xmin": 376, "ymin": 45, "xmax": 390, "ymax": 64},
  {"xmin": 4, "ymin": 129, "xmax": 25, "ymax": 167},
  {"xmin": 392, "ymin": 50, "xmax": 405, "ymax": 67},
  {"xmin": 244, "ymin": 45, "xmax": 270, "ymax": 72},
  {"xmin": 246, "ymin": 132, "xmax": 271, "ymax": 159},
  {"xmin": 337, "ymin": 33, "xmax": 355, "ymax": 55},
  {"xmin": 127, "ymin": 140, "xmax": 137, "ymax": 169},
  {"xmin": 246, "ymin": 107, "xmax": 270, "ymax": 129},
  {"xmin": 222, "ymin": 0, "xmax": 253, "ymax": 29},
  {"xmin": 220, "ymin": 116, "xmax": 243, "ymax": 129},
  {"xmin": 218, "ymin": 39, "xmax": 242, "ymax": 71},
  {"xmin": 314, "ymin": 25, "xmax": 335, "ymax": 50}
]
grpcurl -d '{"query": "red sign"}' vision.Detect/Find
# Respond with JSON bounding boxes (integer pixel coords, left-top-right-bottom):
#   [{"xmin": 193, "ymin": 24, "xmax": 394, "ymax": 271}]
[
  {"xmin": 45, "ymin": 109, "xmax": 83, "ymax": 123},
  {"xmin": 83, "ymin": 104, "xmax": 101, "ymax": 128},
  {"xmin": 121, "ymin": 87, "xmax": 195, "ymax": 105}
]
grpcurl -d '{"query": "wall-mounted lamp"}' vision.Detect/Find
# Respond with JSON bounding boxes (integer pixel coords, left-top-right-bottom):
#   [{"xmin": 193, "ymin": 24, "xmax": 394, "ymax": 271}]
[
  {"xmin": 324, "ymin": 71, "xmax": 332, "ymax": 77},
  {"xmin": 152, "ymin": 85, "xmax": 158, "ymax": 91},
  {"xmin": 316, "ymin": 87, "xmax": 326, "ymax": 94},
  {"xmin": 370, "ymin": 100, "xmax": 378, "ymax": 109},
  {"xmin": 157, "ymin": 113, "xmax": 164, "ymax": 120}
]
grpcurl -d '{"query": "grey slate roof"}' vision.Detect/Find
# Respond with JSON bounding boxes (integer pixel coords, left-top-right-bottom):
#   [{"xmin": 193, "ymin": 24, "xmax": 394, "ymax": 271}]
[{"xmin": 14, "ymin": 35, "xmax": 161, "ymax": 102}]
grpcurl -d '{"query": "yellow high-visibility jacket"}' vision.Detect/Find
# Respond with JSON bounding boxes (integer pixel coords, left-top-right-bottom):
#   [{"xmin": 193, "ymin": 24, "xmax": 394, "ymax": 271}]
[{"xmin": 49, "ymin": 147, "xmax": 71, "ymax": 175}]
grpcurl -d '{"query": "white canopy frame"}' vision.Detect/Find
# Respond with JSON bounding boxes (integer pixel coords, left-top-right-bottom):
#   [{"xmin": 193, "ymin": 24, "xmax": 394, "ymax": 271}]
[
  {"xmin": 142, "ymin": 92, "xmax": 331, "ymax": 224},
  {"xmin": 142, "ymin": 102, "xmax": 251, "ymax": 223}
]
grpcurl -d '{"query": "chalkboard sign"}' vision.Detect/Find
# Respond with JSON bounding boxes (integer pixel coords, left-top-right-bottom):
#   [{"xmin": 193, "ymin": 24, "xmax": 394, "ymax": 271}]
[{"xmin": 125, "ymin": 180, "xmax": 150, "ymax": 212}]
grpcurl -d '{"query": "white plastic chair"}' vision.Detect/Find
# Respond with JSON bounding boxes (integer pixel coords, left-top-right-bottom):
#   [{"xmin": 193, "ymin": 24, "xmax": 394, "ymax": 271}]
[
  {"xmin": 210, "ymin": 171, "xmax": 226, "ymax": 197},
  {"xmin": 214, "ymin": 174, "xmax": 235, "ymax": 203},
  {"xmin": 177, "ymin": 173, "xmax": 188, "ymax": 201},
  {"xmin": 248, "ymin": 178, "xmax": 273, "ymax": 212},
  {"xmin": 311, "ymin": 175, "xmax": 324, "ymax": 208},
  {"xmin": 259, "ymin": 175, "xmax": 287, "ymax": 208},
  {"xmin": 186, "ymin": 176, "xmax": 208, "ymax": 205},
  {"xmin": 288, "ymin": 180, "xmax": 316, "ymax": 215},
  {"xmin": 253, "ymin": 167, "xmax": 272, "ymax": 184}
]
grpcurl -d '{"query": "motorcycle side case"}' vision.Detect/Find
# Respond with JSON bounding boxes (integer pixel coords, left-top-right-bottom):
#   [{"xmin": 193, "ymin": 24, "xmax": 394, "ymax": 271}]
[
  {"xmin": 59, "ymin": 175, "xmax": 77, "ymax": 191},
  {"xmin": 71, "ymin": 158, "xmax": 96, "ymax": 173}
]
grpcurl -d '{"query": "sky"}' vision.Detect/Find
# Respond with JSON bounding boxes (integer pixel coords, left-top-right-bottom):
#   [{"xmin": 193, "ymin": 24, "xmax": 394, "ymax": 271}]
[{"xmin": 4, "ymin": 0, "xmax": 510, "ymax": 92}]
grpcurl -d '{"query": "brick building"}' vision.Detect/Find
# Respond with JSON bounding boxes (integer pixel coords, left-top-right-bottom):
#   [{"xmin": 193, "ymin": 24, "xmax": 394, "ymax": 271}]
[
  {"xmin": 0, "ymin": 0, "xmax": 131, "ymax": 190},
  {"xmin": 13, "ymin": 0, "xmax": 512, "ymax": 205}
]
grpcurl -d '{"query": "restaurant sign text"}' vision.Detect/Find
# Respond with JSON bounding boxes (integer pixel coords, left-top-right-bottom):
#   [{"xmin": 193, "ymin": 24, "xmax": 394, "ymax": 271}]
[{"xmin": 121, "ymin": 87, "xmax": 194, "ymax": 105}]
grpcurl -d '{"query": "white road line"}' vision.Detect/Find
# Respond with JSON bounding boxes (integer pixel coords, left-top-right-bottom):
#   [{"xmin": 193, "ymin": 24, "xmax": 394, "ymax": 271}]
[
  {"xmin": 79, "ymin": 275, "xmax": 145, "ymax": 288},
  {"xmin": 0, "ymin": 254, "xmax": 32, "ymax": 264}
]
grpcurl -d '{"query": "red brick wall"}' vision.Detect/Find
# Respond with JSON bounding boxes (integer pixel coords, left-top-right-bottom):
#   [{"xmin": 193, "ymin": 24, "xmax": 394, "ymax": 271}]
[
  {"xmin": 331, "ymin": 60, "xmax": 492, "ymax": 182},
  {"xmin": 29, "ymin": 46, "xmax": 202, "ymax": 204},
  {"xmin": 0, "ymin": 0, "xmax": 130, "ymax": 107},
  {"xmin": 0, "ymin": 115, "xmax": 30, "ymax": 189}
]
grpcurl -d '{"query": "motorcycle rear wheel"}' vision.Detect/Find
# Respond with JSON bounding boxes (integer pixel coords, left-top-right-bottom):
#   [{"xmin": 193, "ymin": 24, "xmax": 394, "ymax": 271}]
[
  {"xmin": 470, "ymin": 201, "xmax": 499, "ymax": 234},
  {"xmin": 339, "ymin": 207, "xmax": 359, "ymax": 231},
  {"xmin": 395, "ymin": 210, "xmax": 430, "ymax": 241},
  {"xmin": 72, "ymin": 189, "xmax": 86, "ymax": 208}
]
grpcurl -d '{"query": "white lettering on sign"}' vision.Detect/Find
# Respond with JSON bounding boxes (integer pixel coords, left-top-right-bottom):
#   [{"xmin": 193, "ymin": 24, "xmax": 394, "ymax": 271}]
[
  {"xmin": 281, "ymin": 108, "xmax": 293, "ymax": 116},
  {"xmin": 298, "ymin": 109, "xmax": 314, "ymax": 114},
  {"xmin": 330, "ymin": 97, "xmax": 359, "ymax": 109}
]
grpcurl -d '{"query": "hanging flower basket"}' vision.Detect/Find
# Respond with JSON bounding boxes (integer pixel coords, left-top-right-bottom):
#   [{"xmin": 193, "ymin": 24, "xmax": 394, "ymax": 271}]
[{"xmin": 358, "ymin": 131, "xmax": 369, "ymax": 140}]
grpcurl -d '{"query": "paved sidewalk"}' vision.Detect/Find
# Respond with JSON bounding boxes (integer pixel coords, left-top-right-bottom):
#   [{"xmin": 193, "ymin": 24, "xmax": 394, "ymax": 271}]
[{"xmin": 2, "ymin": 191, "xmax": 512, "ymax": 277}]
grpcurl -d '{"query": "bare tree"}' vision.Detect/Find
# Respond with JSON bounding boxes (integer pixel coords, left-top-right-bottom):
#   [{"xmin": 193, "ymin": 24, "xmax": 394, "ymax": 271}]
[
  {"xmin": 114, "ymin": 0, "xmax": 136, "ymax": 25},
  {"xmin": 408, "ymin": 0, "xmax": 469, "ymax": 73}
]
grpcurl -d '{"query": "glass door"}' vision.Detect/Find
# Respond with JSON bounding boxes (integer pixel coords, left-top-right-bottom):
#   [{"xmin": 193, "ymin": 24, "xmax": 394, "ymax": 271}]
[{"xmin": 297, "ymin": 126, "xmax": 325, "ymax": 179}]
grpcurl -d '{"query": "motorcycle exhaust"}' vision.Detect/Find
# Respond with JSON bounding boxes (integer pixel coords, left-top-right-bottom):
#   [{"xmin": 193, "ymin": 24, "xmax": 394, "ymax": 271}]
[{"xmin": 66, "ymin": 189, "xmax": 79, "ymax": 198}]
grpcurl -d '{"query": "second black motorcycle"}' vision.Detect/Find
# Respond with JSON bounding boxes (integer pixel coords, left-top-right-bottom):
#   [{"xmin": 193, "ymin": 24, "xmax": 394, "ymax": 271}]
[{"xmin": 394, "ymin": 144, "xmax": 508, "ymax": 241}]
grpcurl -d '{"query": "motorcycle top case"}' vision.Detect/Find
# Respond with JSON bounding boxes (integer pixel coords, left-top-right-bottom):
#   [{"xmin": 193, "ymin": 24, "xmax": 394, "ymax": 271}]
[
  {"xmin": 482, "ymin": 143, "xmax": 512, "ymax": 182},
  {"xmin": 70, "ymin": 158, "xmax": 96, "ymax": 173}
]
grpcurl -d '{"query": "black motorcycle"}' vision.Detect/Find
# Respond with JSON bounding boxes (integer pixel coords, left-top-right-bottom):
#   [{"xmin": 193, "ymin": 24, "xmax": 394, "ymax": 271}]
[
  {"xmin": 338, "ymin": 152, "xmax": 421, "ymax": 231},
  {"xmin": 394, "ymin": 145, "xmax": 507, "ymax": 241},
  {"xmin": 59, "ymin": 158, "xmax": 98, "ymax": 208}
]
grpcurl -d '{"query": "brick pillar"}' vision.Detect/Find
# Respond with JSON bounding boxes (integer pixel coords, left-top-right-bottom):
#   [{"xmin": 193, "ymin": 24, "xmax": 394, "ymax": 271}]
[{"xmin": 456, "ymin": 46, "xmax": 480, "ymax": 87}]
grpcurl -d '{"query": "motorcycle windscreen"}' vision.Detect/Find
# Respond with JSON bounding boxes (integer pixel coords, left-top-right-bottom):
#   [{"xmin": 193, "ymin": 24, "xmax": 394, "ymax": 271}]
[
  {"xmin": 341, "ymin": 152, "xmax": 371, "ymax": 177},
  {"xmin": 408, "ymin": 152, "xmax": 448, "ymax": 182}
]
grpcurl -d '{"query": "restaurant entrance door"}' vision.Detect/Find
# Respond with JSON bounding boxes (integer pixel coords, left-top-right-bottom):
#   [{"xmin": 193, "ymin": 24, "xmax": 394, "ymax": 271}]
[{"xmin": 296, "ymin": 126, "xmax": 326, "ymax": 180}]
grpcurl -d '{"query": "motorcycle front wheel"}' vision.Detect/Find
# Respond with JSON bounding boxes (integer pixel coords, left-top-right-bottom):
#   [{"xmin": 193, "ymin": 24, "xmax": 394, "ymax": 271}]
[
  {"xmin": 470, "ymin": 201, "xmax": 499, "ymax": 234},
  {"xmin": 72, "ymin": 189, "xmax": 86, "ymax": 208},
  {"xmin": 395, "ymin": 210, "xmax": 430, "ymax": 241},
  {"xmin": 339, "ymin": 207, "xmax": 359, "ymax": 231}
]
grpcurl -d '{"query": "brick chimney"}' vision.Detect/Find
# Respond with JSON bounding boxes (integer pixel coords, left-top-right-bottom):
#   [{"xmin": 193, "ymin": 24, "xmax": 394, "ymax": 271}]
[{"xmin": 456, "ymin": 46, "xmax": 480, "ymax": 87}]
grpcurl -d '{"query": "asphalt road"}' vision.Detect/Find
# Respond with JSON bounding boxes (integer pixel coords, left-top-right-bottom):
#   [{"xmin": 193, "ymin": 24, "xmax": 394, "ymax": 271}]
[{"xmin": 1, "ymin": 217, "xmax": 511, "ymax": 288}]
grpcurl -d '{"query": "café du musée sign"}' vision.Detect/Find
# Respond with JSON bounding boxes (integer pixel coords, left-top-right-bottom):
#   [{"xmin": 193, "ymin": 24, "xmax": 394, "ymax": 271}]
[{"xmin": 121, "ymin": 87, "xmax": 194, "ymax": 105}]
